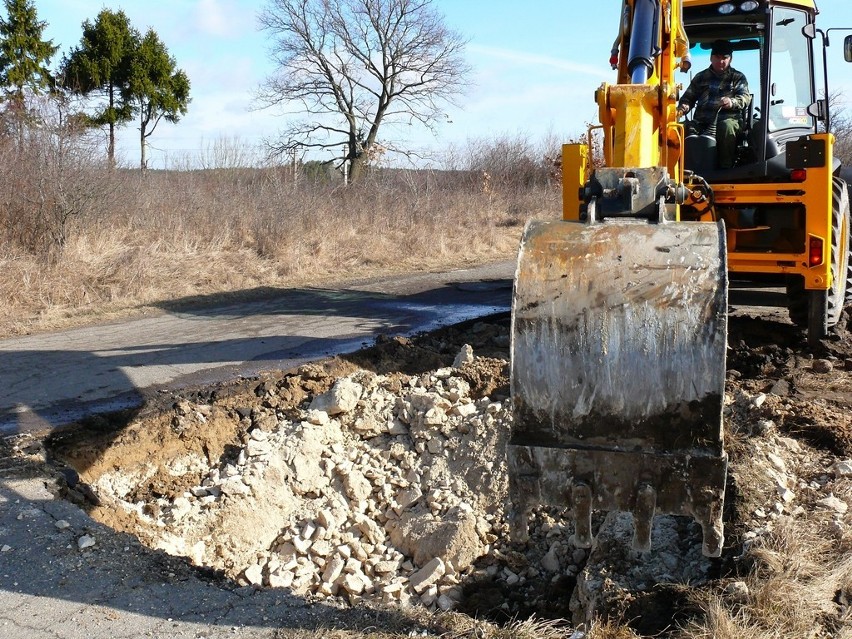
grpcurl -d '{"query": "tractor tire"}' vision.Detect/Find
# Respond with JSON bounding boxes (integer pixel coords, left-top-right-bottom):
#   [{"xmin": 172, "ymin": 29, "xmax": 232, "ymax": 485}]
[
  {"xmin": 788, "ymin": 176, "xmax": 850, "ymax": 344},
  {"xmin": 842, "ymin": 178, "xmax": 852, "ymax": 305}
]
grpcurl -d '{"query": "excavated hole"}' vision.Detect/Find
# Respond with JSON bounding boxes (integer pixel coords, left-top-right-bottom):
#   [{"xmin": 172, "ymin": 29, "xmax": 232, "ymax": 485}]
[{"xmin": 43, "ymin": 312, "xmax": 852, "ymax": 635}]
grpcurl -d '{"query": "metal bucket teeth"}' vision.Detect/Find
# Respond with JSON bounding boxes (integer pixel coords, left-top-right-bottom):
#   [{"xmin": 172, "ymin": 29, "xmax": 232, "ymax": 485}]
[{"xmin": 509, "ymin": 219, "xmax": 728, "ymax": 557}]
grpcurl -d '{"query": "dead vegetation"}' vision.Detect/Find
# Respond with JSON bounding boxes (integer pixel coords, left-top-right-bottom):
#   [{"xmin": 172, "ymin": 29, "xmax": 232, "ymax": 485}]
[{"xmin": 0, "ymin": 123, "xmax": 560, "ymax": 338}]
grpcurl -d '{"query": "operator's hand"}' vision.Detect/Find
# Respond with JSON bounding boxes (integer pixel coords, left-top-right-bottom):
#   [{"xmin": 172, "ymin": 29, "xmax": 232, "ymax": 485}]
[
  {"xmin": 719, "ymin": 96, "xmax": 733, "ymax": 109},
  {"xmin": 676, "ymin": 105, "xmax": 688, "ymax": 117}
]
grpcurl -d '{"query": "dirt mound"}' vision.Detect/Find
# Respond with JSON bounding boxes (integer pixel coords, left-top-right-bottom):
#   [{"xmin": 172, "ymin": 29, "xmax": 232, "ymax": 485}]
[{"xmin": 41, "ymin": 312, "xmax": 852, "ymax": 636}]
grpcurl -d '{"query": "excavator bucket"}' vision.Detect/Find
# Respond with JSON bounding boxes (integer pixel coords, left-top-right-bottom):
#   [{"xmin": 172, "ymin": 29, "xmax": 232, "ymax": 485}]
[{"xmin": 508, "ymin": 218, "xmax": 729, "ymax": 557}]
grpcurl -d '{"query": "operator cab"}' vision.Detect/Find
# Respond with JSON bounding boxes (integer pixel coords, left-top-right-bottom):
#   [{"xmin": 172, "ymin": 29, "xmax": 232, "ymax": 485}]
[{"xmin": 681, "ymin": 2, "xmax": 821, "ymax": 180}]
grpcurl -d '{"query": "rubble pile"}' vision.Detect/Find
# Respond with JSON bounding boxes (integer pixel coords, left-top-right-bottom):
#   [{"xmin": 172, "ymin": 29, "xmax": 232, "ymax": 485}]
[
  {"xmin": 92, "ymin": 360, "xmax": 518, "ymax": 609},
  {"xmin": 62, "ymin": 319, "xmax": 852, "ymax": 631}
]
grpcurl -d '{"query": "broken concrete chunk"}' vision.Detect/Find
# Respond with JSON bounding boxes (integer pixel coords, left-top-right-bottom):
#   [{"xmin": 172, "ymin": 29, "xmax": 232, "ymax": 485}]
[
  {"xmin": 452, "ymin": 344, "xmax": 474, "ymax": 368},
  {"xmin": 310, "ymin": 378, "xmax": 363, "ymax": 415},
  {"xmin": 409, "ymin": 557, "xmax": 446, "ymax": 594}
]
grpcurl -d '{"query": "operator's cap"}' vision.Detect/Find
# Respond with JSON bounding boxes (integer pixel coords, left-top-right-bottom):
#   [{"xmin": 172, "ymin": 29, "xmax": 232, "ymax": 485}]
[{"xmin": 711, "ymin": 40, "xmax": 734, "ymax": 57}]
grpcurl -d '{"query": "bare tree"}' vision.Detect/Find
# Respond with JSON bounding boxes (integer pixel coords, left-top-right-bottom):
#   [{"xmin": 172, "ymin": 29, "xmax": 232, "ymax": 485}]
[
  {"xmin": 257, "ymin": 0, "xmax": 470, "ymax": 183},
  {"xmin": 828, "ymin": 91, "xmax": 852, "ymax": 165}
]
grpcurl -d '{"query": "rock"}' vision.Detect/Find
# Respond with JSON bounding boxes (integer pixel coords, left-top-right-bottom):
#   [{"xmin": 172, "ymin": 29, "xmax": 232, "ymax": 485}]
[
  {"xmin": 170, "ymin": 497, "xmax": 193, "ymax": 521},
  {"xmin": 54, "ymin": 520, "xmax": 71, "ymax": 530},
  {"xmin": 388, "ymin": 510, "xmax": 484, "ymax": 571},
  {"xmin": 437, "ymin": 593, "xmax": 457, "ymax": 610},
  {"xmin": 322, "ymin": 555, "xmax": 345, "ymax": 584},
  {"xmin": 268, "ymin": 569, "xmax": 294, "ymax": 589},
  {"xmin": 409, "ymin": 557, "xmax": 446, "ymax": 594},
  {"xmin": 812, "ymin": 359, "xmax": 834, "ymax": 373},
  {"xmin": 833, "ymin": 460, "xmax": 852, "ymax": 478},
  {"xmin": 310, "ymin": 378, "xmax": 363, "ymax": 415},
  {"xmin": 769, "ymin": 378, "xmax": 790, "ymax": 396},
  {"xmin": 244, "ymin": 563, "xmax": 264, "ymax": 586},
  {"xmin": 452, "ymin": 344, "xmax": 474, "ymax": 368},
  {"xmin": 77, "ymin": 535, "xmax": 96, "ymax": 550},
  {"xmin": 817, "ymin": 495, "xmax": 848, "ymax": 515},
  {"xmin": 723, "ymin": 580, "xmax": 750, "ymax": 603},
  {"xmin": 541, "ymin": 544, "xmax": 562, "ymax": 572},
  {"xmin": 220, "ymin": 478, "xmax": 252, "ymax": 497},
  {"xmin": 341, "ymin": 572, "xmax": 366, "ymax": 595},
  {"xmin": 396, "ymin": 485, "xmax": 423, "ymax": 509},
  {"xmin": 767, "ymin": 453, "xmax": 787, "ymax": 473},
  {"xmin": 778, "ymin": 487, "xmax": 795, "ymax": 503},
  {"xmin": 343, "ymin": 470, "xmax": 372, "ymax": 502},
  {"xmin": 452, "ymin": 403, "xmax": 477, "ymax": 418}
]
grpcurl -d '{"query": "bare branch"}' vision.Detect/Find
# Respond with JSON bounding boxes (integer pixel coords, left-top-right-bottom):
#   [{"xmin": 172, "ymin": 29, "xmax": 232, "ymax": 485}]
[{"xmin": 256, "ymin": 0, "xmax": 470, "ymax": 181}]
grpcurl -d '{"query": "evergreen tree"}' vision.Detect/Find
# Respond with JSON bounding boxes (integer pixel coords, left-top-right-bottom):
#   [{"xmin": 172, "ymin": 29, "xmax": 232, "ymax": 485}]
[
  {"xmin": 0, "ymin": 0, "xmax": 58, "ymax": 101},
  {"xmin": 125, "ymin": 29, "xmax": 189, "ymax": 170},
  {"xmin": 61, "ymin": 9, "xmax": 136, "ymax": 165}
]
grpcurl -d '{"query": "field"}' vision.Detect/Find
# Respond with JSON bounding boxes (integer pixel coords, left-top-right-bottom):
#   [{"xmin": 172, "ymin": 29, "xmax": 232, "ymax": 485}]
[{"xmin": 0, "ymin": 130, "xmax": 555, "ymax": 338}]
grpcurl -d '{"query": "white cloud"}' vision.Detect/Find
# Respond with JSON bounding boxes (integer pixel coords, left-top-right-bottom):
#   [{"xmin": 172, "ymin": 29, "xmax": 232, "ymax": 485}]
[
  {"xmin": 194, "ymin": 0, "xmax": 255, "ymax": 39},
  {"xmin": 468, "ymin": 44, "xmax": 604, "ymax": 77}
]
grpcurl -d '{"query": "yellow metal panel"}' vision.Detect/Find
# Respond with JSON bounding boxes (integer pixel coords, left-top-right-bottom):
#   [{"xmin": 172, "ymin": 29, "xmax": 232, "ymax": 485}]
[
  {"xmin": 702, "ymin": 134, "xmax": 835, "ymax": 290},
  {"xmin": 683, "ymin": 0, "xmax": 816, "ymax": 8},
  {"xmin": 605, "ymin": 84, "xmax": 661, "ymax": 167},
  {"xmin": 562, "ymin": 143, "xmax": 588, "ymax": 221}
]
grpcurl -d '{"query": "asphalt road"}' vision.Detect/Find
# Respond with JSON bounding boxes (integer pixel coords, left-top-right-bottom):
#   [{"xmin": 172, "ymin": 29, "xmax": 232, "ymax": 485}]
[{"xmin": 0, "ymin": 262, "xmax": 515, "ymax": 436}]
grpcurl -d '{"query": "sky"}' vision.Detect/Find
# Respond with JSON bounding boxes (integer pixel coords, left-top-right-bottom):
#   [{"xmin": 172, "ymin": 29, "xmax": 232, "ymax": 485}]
[{"xmin": 31, "ymin": 0, "xmax": 852, "ymax": 169}]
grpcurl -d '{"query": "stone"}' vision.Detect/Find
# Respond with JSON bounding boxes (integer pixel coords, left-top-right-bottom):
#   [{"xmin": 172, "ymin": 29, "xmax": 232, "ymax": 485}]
[
  {"xmin": 723, "ymin": 580, "xmax": 750, "ymax": 603},
  {"xmin": 409, "ymin": 557, "xmax": 446, "ymax": 594},
  {"xmin": 769, "ymin": 378, "xmax": 790, "ymax": 396},
  {"xmin": 452, "ymin": 403, "xmax": 477, "ymax": 418},
  {"xmin": 388, "ymin": 510, "xmax": 484, "ymax": 571},
  {"xmin": 341, "ymin": 572, "xmax": 366, "ymax": 594},
  {"xmin": 812, "ymin": 359, "xmax": 834, "ymax": 373},
  {"xmin": 244, "ymin": 563, "xmax": 264, "ymax": 586},
  {"xmin": 833, "ymin": 460, "xmax": 852, "ymax": 478},
  {"xmin": 310, "ymin": 378, "xmax": 363, "ymax": 415},
  {"xmin": 322, "ymin": 556, "xmax": 345, "ymax": 584},
  {"xmin": 541, "ymin": 545, "xmax": 561, "ymax": 572},
  {"xmin": 452, "ymin": 344, "xmax": 474, "ymax": 368},
  {"xmin": 268, "ymin": 569, "xmax": 295, "ymax": 589},
  {"xmin": 817, "ymin": 495, "xmax": 848, "ymax": 514},
  {"xmin": 77, "ymin": 535, "xmax": 96, "ymax": 550},
  {"xmin": 343, "ymin": 470, "xmax": 372, "ymax": 502}
]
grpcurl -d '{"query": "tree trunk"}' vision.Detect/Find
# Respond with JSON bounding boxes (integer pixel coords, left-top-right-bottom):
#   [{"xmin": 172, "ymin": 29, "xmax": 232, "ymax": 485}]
[
  {"xmin": 140, "ymin": 127, "xmax": 147, "ymax": 171},
  {"xmin": 349, "ymin": 154, "xmax": 366, "ymax": 183},
  {"xmin": 108, "ymin": 122, "xmax": 115, "ymax": 166},
  {"xmin": 108, "ymin": 84, "xmax": 116, "ymax": 167}
]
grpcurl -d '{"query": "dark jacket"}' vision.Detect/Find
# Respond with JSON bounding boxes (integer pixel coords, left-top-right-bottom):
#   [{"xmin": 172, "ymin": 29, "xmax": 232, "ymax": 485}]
[{"xmin": 679, "ymin": 66, "xmax": 750, "ymax": 125}]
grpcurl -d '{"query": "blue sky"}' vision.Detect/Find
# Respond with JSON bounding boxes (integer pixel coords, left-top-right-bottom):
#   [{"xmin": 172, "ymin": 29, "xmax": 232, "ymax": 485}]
[{"xmin": 32, "ymin": 0, "xmax": 852, "ymax": 169}]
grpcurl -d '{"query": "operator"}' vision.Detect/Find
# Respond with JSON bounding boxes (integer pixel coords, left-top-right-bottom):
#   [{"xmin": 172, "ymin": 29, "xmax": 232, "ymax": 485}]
[{"xmin": 676, "ymin": 40, "xmax": 750, "ymax": 169}]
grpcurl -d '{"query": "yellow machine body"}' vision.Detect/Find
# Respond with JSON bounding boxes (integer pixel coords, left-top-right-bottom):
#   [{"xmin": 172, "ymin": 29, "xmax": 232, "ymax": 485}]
[{"xmin": 509, "ymin": 0, "xmax": 850, "ymax": 557}]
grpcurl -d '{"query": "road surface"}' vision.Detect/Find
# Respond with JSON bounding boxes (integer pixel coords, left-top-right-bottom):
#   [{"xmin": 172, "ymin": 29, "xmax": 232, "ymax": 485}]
[{"xmin": 0, "ymin": 263, "xmax": 515, "ymax": 435}]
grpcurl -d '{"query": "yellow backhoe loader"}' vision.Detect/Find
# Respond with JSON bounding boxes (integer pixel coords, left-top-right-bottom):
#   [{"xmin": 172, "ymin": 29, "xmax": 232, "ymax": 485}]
[{"xmin": 508, "ymin": 0, "xmax": 852, "ymax": 557}]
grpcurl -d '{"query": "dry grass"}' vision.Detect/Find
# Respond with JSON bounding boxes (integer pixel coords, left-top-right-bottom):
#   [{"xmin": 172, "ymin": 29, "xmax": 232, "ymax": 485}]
[
  {"xmin": 0, "ymin": 162, "xmax": 556, "ymax": 338},
  {"xmin": 676, "ymin": 506, "xmax": 852, "ymax": 638}
]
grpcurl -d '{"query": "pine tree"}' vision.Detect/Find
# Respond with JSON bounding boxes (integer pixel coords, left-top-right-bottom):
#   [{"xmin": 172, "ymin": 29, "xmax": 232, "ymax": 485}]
[
  {"xmin": 61, "ymin": 9, "xmax": 136, "ymax": 165},
  {"xmin": 0, "ymin": 0, "xmax": 58, "ymax": 101},
  {"xmin": 125, "ymin": 29, "xmax": 190, "ymax": 170}
]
